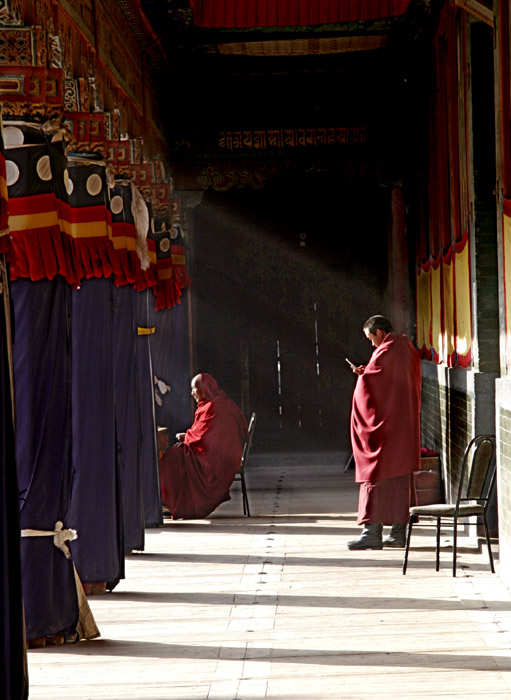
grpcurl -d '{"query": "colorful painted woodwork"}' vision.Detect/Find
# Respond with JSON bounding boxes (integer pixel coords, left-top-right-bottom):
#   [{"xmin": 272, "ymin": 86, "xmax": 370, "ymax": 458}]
[{"xmin": 0, "ymin": 0, "xmax": 190, "ymax": 308}]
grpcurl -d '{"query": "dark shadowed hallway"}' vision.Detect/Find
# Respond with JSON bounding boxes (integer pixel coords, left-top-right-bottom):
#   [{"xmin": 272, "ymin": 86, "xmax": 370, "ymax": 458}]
[{"xmin": 192, "ymin": 178, "xmax": 389, "ymax": 452}]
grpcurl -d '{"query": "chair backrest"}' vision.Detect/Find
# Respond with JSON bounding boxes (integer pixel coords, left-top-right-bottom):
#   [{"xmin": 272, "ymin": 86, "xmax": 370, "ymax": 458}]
[
  {"xmin": 240, "ymin": 411, "xmax": 257, "ymax": 473},
  {"xmin": 456, "ymin": 434, "xmax": 496, "ymax": 508}
]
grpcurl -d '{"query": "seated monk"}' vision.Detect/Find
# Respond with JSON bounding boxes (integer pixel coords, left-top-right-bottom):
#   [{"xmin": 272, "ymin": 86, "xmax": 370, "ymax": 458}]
[{"xmin": 159, "ymin": 373, "xmax": 249, "ymax": 519}]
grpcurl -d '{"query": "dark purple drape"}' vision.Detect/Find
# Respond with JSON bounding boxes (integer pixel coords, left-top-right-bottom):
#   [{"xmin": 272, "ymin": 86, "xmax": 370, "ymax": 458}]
[
  {"xmin": 131, "ymin": 288, "xmax": 162, "ymax": 527},
  {"xmin": 11, "ymin": 277, "xmax": 78, "ymax": 641},
  {"xmin": 0, "ymin": 277, "xmax": 28, "ymax": 699},
  {"xmin": 152, "ymin": 295, "xmax": 192, "ymax": 437},
  {"xmin": 69, "ymin": 278, "xmax": 124, "ymax": 589},
  {"xmin": 112, "ymin": 285, "xmax": 145, "ymax": 552}
]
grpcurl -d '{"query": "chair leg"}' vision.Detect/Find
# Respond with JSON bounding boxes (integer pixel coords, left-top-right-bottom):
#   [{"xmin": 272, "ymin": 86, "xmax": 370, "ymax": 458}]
[
  {"xmin": 240, "ymin": 473, "xmax": 250, "ymax": 517},
  {"xmin": 402, "ymin": 519, "xmax": 414, "ymax": 574},
  {"xmin": 452, "ymin": 517, "xmax": 457, "ymax": 577},
  {"xmin": 436, "ymin": 517, "xmax": 441, "ymax": 572},
  {"xmin": 482, "ymin": 513, "xmax": 495, "ymax": 574}
]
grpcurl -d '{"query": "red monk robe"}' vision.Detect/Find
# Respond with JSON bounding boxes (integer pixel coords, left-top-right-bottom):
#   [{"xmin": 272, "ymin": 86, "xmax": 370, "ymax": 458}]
[
  {"xmin": 160, "ymin": 374, "xmax": 248, "ymax": 519},
  {"xmin": 351, "ymin": 333, "xmax": 421, "ymax": 524}
]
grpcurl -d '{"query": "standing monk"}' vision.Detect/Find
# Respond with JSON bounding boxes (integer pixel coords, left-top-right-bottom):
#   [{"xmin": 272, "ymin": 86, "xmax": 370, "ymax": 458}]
[
  {"xmin": 160, "ymin": 373, "xmax": 248, "ymax": 519},
  {"xmin": 348, "ymin": 315, "xmax": 421, "ymax": 550}
]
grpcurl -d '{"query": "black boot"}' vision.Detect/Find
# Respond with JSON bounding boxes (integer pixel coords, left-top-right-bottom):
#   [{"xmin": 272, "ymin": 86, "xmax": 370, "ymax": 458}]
[
  {"xmin": 347, "ymin": 523, "xmax": 383, "ymax": 550},
  {"xmin": 382, "ymin": 523, "xmax": 406, "ymax": 548}
]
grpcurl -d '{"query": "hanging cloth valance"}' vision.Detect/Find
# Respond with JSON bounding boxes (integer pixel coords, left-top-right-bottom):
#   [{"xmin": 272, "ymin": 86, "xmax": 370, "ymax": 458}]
[
  {"xmin": 148, "ymin": 210, "xmax": 183, "ymax": 310},
  {"xmin": 67, "ymin": 155, "xmax": 122, "ymax": 281},
  {"xmin": 4, "ymin": 122, "xmax": 79, "ymax": 285},
  {"xmin": 109, "ymin": 178, "xmax": 158, "ymax": 290},
  {"xmin": 171, "ymin": 244, "xmax": 192, "ymax": 290},
  {"xmin": 129, "ymin": 182, "xmax": 158, "ymax": 292}
]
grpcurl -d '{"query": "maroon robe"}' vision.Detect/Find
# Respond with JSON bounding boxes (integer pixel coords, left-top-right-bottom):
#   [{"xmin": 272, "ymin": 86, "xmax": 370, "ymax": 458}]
[
  {"xmin": 160, "ymin": 374, "xmax": 248, "ymax": 519},
  {"xmin": 350, "ymin": 333, "xmax": 421, "ymax": 524}
]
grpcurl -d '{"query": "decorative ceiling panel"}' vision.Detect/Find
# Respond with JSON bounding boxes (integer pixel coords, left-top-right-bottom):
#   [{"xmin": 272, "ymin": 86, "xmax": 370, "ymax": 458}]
[{"xmin": 217, "ymin": 35, "xmax": 388, "ymax": 56}]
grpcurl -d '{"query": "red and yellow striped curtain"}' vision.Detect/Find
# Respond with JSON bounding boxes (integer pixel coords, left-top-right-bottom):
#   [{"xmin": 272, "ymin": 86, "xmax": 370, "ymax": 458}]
[{"xmin": 416, "ymin": 234, "xmax": 472, "ymax": 367}]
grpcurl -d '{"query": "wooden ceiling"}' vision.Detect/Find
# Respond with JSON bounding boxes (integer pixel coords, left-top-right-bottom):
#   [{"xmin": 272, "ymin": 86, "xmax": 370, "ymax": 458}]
[
  {"xmin": 138, "ymin": 0, "xmax": 438, "ymax": 186},
  {"xmin": 141, "ymin": 0, "xmax": 429, "ymax": 60}
]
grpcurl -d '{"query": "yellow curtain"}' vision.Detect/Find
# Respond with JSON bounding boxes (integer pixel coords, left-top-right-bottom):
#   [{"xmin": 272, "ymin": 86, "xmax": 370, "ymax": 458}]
[
  {"xmin": 416, "ymin": 263, "xmax": 431, "ymax": 357},
  {"xmin": 430, "ymin": 257, "xmax": 443, "ymax": 362},
  {"xmin": 453, "ymin": 232, "xmax": 472, "ymax": 366},
  {"xmin": 442, "ymin": 247, "xmax": 456, "ymax": 366}
]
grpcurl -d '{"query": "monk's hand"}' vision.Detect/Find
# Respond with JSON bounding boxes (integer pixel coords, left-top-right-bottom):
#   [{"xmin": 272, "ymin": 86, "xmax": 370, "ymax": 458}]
[
  {"xmin": 354, "ymin": 365, "xmax": 365, "ymax": 375},
  {"xmin": 175, "ymin": 432, "xmax": 186, "ymax": 442}
]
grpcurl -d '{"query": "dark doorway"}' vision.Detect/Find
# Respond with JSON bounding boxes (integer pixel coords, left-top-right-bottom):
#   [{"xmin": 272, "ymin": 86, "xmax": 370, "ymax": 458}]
[{"xmin": 191, "ymin": 172, "xmax": 389, "ymax": 452}]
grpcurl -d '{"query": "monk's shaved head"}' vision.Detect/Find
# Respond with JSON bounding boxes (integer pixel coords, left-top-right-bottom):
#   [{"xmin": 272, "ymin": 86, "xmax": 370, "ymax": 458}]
[
  {"xmin": 191, "ymin": 374, "xmax": 205, "ymax": 403},
  {"xmin": 363, "ymin": 315, "xmax": 393, "ymax": 335}
]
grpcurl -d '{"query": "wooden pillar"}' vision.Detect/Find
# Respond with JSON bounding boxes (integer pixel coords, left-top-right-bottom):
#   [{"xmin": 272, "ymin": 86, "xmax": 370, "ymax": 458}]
[{"xmin": 388, "ymin": 185, "xmax": 412, "ymax": 336}]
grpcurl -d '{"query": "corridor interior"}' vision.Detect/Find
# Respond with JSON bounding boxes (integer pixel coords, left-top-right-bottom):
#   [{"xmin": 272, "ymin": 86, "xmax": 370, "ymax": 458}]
[{"xmin": 28, "ymin": 453, "xmax": 511, "ymax": 700}]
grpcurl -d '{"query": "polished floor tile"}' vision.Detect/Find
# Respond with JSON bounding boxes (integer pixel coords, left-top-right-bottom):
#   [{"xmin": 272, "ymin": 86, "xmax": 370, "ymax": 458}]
[{"xmin": 27, "ymin": 454, "xmax": 511, "ymax": 699}]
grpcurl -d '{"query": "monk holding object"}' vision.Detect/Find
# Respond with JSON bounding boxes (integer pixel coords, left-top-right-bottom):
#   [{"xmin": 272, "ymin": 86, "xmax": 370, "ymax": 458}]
[
  {"xmin": 348, "ymin": 315, "xmax": 421, "ymax": 550},
  {"xmin": 160, "ymin": 373, "xmax": 248, "ymax": 519}
]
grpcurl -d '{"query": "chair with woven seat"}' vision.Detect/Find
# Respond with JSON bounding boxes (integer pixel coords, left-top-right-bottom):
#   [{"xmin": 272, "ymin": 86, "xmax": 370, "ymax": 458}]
[
  {"xmin": 235, "ymin": 411, "xmax": 257, "ymax": 516},
  {"xmin": 402, "ymin": 434, "xmax": 496, "ymax": 577}
]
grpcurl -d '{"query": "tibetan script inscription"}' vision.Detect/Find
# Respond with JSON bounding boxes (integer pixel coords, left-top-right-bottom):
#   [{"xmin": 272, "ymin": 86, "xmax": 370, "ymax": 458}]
[{"xmin": 218, "ymin": 127, "xmax": 366, "ymax": 150}]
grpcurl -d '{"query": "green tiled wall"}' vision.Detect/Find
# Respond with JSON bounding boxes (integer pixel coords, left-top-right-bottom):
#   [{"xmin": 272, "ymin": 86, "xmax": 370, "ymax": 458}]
[{"xmin": 421, "ymin": 376, "xmax": 473, "ymax": 500}]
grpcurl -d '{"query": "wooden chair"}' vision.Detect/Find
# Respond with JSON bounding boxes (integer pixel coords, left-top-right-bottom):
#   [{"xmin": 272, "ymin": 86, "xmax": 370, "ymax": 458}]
[
  {"xmin": 403, "ymin": 434, "xmax": 496, "ymax": 577},
  {"xmin": 235, "ymin": 411, "xmax": 257, "ymax": 517}
]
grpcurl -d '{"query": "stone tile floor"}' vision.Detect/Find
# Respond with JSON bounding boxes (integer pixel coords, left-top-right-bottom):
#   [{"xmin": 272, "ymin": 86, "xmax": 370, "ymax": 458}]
[{"xmin": 27, "ymin": 453, "xmax": 511, "ymax": 699}]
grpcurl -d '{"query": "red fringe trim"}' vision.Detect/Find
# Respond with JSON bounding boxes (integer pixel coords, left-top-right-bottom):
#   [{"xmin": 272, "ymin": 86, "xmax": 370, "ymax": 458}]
[
  {"xmin": 6, "ymin": 194, "xmax": 185, "ymax": 310},
  {"xmin": 153, "ymin": 256, "xmax": 182, "ymax": 310},
  {"xmin": 132, "ymin": 237, "xmax": 158, "ymax": 292},
  {"xmin": 0, "ymin": 234, "xmax": 9, "ymax": 255},
  {"xmin": 7, "ymin": 225, "xmax": 79, "ymax": 286},
  {"xmin": 457, "ymin": 349, "xmax": 472, "ymax": 368},
  {"xmin": 73, "ymin": 237, "xmax": 117, "ymax": 281},
  {"xmin": 113, "ymin": 249, "xmax": 158, "ymax": 291},
  {"xmin": 0, "ymin": 197, "xmax": 8, "ymax": 234},
  {"xmin": 170, "ymin": 245, "xmax": 192, "ymax": 289},
  {"xmin": 453, "ymin": 229, "xmax": 469, "ymax": 254},
  {"xmin": 153, "ymin": 278, "xmax": 182, "ymax": 310}
]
